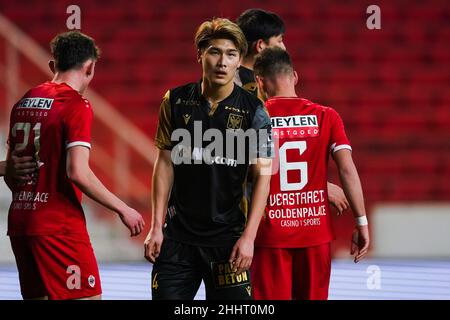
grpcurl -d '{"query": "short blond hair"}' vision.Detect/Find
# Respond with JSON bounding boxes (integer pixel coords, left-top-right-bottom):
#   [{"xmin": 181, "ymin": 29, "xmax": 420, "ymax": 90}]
[{"xmin": 195, "ymin": 18, "xmax": 248, "ymax": 56}]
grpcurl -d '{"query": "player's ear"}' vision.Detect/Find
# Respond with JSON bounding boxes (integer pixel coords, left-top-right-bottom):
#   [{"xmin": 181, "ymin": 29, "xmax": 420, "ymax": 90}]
[
  {"xmin": 293, "ymin": 70, "xmax": 299, "ymax": 85},
  {"xmin": 255, "ymin": 75, "xmax": 265, "ymax": 94},
  {"xmin": 255, "ymin": 39, "xmax": 266, "ymax": 54},
  {"xmin": 49, "ymin": 60, "xmax": 56, "ymax": 74},
  {"xmin": 85, "ymin": 59, "xmax": 95, "ymax": 77},
  {"xmin": 197, "ymin": 49, "xmax": 202, "ymax": 64}
]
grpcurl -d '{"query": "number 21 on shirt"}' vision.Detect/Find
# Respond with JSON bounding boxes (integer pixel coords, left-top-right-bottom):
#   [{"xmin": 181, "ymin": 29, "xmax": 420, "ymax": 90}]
[{"xmin": 11, "ymin": 122, "xmax": 42, "ymax": 161}]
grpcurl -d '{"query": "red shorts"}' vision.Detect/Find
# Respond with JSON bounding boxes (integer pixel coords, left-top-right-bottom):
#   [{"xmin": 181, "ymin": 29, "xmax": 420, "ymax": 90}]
[
  {"xmin": 251, "ymin": 242, "xmax": 331, "ymax": 300},
  {"xmin": 10, "ymin": 232, "xmax": 102, "ymax": 300}
]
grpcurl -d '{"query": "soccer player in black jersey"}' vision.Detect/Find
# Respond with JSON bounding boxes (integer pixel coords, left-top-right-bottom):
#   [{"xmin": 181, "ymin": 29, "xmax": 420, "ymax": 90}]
[
  {"xmin": 144, "ymin": 18, "xmax": 272, "ymax": 300},
  {"xmin": 235, "ymin": 9, "xmax": 286, "ymax": 102},
  {"xmin": 235, "ymin": 8, "xmax": 349, "ymax": 214}
]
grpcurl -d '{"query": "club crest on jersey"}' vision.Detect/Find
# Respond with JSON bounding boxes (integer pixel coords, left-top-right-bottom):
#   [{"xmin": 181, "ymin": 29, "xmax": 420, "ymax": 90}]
[
  {"xmin": 88, "ymin": 275, "xmax": 96, "ymax": 288},
  {"xmin": 227, "ymin": 113, "xmax": 243, "ymax": 130}
]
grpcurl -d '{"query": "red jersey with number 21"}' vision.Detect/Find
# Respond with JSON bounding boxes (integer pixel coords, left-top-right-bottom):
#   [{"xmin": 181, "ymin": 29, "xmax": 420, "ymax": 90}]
[
  {"xmin": 255, "ymin": 97, "xmax": 351, "ymax": 248},
  {"xmin": 7, "ymin": 81, "xmax": 93, "ymax": 236}
]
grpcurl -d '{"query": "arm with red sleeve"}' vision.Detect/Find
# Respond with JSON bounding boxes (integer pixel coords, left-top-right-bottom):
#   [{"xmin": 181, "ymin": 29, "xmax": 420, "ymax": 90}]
[
  {"xmin": 329, "ymin": 109, "xmax": 370, "ymax": 263},
  {"xmin": 64, "ymin": 98, "xmax": 145, "ymax": 237}
]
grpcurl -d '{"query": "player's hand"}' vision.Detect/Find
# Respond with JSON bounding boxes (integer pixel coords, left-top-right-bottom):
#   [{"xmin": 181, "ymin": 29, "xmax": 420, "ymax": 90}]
[
  {"xmin": 8, "ymin": 150, "xmax": 37, "ymax": 181},
  {"xmin": 229, "ymin": 235, "xmax": 254, "ymax": 275},
  {"xmin": 327, "ymin": 182, "xmax": 349, "ymax": 215},
  {"xmin": 351, "ymin": 225, "xmax": 370, "ymax": 263},
  {"xmin": 118, "ymin": 207, "xmax": 145, "ymax": 237},
  {"xmin": 144, "ymin": 228, "xmax": 163, "ymax": 263}
]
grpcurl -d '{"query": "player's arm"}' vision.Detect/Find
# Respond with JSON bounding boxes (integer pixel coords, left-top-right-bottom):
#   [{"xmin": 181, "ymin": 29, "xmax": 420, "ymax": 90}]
[
  {"xmin": 230, "ymin": 157, "xmax": 272, "ymax": 274},
  {"xmin": 333, "ymin": 149, "xmax": 370, "ymax": 263},
  {"xmin": 327, "ymin": 181, "xmax": 349, "ymax": 215},
  {"xmin": 66, "ymin": 145, "xmax": 145, "ymax": 236},
  {"xmin": 229, "ymin": 104, "xmax": 273, "ymax": 274},
  {"xmin": 144, "ymin": 149, "xmax": 173, "ymax": 263},
  {"xmin": 144, "ymin": 90, "xmax": 174, "ymax": 263}
]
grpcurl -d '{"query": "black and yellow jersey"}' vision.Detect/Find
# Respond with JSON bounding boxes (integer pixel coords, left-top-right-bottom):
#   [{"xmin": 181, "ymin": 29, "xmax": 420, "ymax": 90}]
[
  {"xmin": 155, "ymin": 81, "xmax": 272, "ymax": 247},
  {"xmin": 234, "ymin": 66, "xmax": 266, "ymax": 102}
]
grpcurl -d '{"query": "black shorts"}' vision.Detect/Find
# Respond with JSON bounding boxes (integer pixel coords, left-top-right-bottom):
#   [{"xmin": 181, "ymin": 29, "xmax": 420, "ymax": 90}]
[{"xmin": 151, "ymin": 238, "xmax": 253, "ymax": 300}]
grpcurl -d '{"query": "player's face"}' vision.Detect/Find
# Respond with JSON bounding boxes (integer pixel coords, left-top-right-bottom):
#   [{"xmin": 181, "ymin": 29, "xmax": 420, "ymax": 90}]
[
  {"xmin": 199, "ymin": 39, "xmax": 241, "ymax": 86},
  {"xmin": 265, "ymin": 34, "xmax": 286, "ymax": 50}
]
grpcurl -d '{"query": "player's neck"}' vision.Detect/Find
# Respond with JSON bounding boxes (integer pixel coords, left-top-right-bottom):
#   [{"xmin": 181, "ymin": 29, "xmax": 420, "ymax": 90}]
[
  {"xmin": 272, "ymin": 89, "xmax": 297, "ymax": 98},
  {"xmin": 271, "ymin": 85, "xmax": 298, "ymax": 98},
  {"xmin": 201, "ymin": 79, "xmax": 234, "ymax": 105},
  {"xmin": 271, "ymin": 77, "xmax": 298, "ymax": 98},
  {"xmin": 241, "ymin": 56, "xmax": 255, "ymax": 70},
  {"xmin": 51, "ymin": 72, "xmax": 85, "ymax": 94}
]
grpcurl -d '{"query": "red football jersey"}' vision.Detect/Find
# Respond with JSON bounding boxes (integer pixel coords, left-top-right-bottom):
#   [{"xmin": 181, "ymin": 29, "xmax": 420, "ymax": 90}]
[
  {"xmin": 255, "ymin": 97, "xmax": 351, "ymax": 248},
  {"xmin": 7, "ymin": 81, "xmax": 93, "ymax": 236}
]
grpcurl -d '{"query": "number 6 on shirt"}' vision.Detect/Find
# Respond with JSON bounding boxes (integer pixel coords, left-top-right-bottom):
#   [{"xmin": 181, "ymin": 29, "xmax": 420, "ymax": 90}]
[{"xmin": 279, "ymin": 141, "xmax": 307, "ymax": 191}]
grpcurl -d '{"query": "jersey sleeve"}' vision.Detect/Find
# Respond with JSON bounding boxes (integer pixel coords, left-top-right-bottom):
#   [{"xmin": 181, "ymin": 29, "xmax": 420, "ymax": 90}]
[
  {"xmin": 154, "ymin": 90, "xmax": 173, "ymax": 150},
  {"xmin": 329, "ymin": 108, "xmax": 352, "ymax": 154},
  {"xmin": 251, "ymin": 104, "xmax": 274, "ymax": 159},
  {"xmin": 63, "ymin": 97, "xmax": 93, "ymax": 150}
]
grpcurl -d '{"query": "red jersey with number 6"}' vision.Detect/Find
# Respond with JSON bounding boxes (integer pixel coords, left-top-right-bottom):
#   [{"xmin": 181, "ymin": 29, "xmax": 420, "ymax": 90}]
[
  {"xmin": 7, "ymin": 81, "xmax": 93, "ymax": 236},
  {"xmin": 255, "ymin": 97, "xmax": 351, "ymax": 248}
]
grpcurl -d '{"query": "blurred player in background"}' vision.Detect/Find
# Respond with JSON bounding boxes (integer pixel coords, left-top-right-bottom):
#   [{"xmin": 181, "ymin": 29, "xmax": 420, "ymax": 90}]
[
  {"xmin": 235, "ymin": 8, "xmax": 286, "ymax": 101},
  {"xmin": 4, "ymin": 31, "xmax": 145, "ymax": 300},
  {"xmin": 251, "ymin": 47, "xmax": 370, "ymax": 300},
  {"xmin": 144, "ymin": 18, "xmax": 272, "ymax": 300},
  {"xmin": 236, "ymin": 8, "xmax": 349, "ymax": 214}
]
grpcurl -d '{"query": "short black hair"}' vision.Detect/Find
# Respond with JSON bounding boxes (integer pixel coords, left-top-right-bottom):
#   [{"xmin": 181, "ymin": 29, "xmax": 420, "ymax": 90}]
[
  {"xmin": 236, "ymin": 8, "xmax": 285, "ymax": 56},
  {"xmin": 50, "ymin": 31, "xmax": 100, "ymax": 72},
  {"xmin": 254, "ymin": 47, "xmax": 293, "ymax": 78}
]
